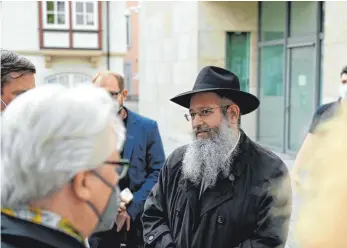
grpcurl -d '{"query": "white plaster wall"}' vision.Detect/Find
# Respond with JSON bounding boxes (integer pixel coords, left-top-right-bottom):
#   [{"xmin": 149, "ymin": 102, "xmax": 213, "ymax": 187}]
[
  {"xmin": 322, "ymin": 1, "xmax": 347, "ymax": 104},
  {"xmin": 1, "ymin": 1, "xmax": 126, "ymax": 87},
  {"xmin": 0, "ymin": 1, "xmax": 2, "ymax": 49},
  {"xmin": 108, "ymin": 1, "xmax": 127, "ymax": 54},
  {"xmin": 139, "ymin": 1, "xmax": 199, "ymax": 148},
  {"xmin": 1, "ymin": 1, "xmax": 39, "ymax": 51},
  {"xmin": 198, "ymin": 1, "xmax": 258, "ymax": 140}
]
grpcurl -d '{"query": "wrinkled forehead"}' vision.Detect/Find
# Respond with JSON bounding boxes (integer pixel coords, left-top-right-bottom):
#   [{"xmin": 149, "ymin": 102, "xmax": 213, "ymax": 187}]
[{"xmin": 190, "ymin": 92, "xmax": 221, "ymax": 110}]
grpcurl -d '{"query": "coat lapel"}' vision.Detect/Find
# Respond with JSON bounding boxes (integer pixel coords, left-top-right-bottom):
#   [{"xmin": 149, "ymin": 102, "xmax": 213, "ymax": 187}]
[
  {"xmin": 199, "ymin": 131, "xmax": 250, "ymax": 217},
  {"xmin": 122, "ymin": 109, "xmax": 137, "ymax": 161}
]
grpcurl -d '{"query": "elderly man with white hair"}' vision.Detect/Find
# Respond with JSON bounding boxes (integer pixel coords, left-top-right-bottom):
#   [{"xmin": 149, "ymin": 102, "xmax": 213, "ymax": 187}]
[{"xmin": 1, "ymin": 84, "xmax": 127, "ymax": 248}]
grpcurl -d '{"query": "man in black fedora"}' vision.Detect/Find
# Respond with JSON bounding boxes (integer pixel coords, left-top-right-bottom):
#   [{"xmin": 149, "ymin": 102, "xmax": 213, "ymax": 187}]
[{"xmin": 142, "ymin": 66, "xmax": 292, "ymax": 248}]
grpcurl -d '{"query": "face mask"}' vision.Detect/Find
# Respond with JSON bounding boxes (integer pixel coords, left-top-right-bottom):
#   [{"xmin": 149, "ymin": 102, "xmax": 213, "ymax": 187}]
[
  {"xmin": 118, "ymin": 105, "xmax": 124, "ymax": 114},
  {"xmin": 1, "ymin": 99, "xmax": 7, "ymax": 108},
  {"xmin": 339, "ymin": 84, "xmax": 347, "ymax": 100},
  {"xmin": 88, "ymin": 172, "xmax": 121, "ymax": 233}
]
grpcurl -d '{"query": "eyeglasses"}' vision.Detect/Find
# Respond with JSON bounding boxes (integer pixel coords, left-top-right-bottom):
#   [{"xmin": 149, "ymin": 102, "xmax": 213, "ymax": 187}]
[
  {"xmin": 184, "ymin": 105, "xmax": 230, "ymax": 122},
  {"xmin": 104, "ymin": 159, "xmax": 130, "ymax": 180},
  {"xmin": 109, "ymin": 91, "xmax": 122, "ymax": 98}
]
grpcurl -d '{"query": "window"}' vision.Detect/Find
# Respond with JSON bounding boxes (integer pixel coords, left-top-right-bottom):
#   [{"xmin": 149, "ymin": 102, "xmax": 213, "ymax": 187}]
[
  {"xmin": 289, "ymin": 1, "xmax": 317, "ymax": 37},
  {"xmin": 260, "ymin": 1, "xmax": 285, "ymax": 41},
  {"xmin": 43, "ymin": 1, "xmax": 69, "ymax": 29},
  {"xmin": 72, "ymin": 1, "xmax": 98, "ymax": 29},
  {"xmin": 126, "ymin": 15, "xmax": 131, "ymax": 47},
  {"xmin": 45, "ymin": 73, "xmax": 92, "ymax": 86},
  {"xmin": 226, "ymin": 32, "xmax": 250, "ymax": 92},
  {"xmin": 124, "ymin": 62, "xmax": 132, "ymax": 93}
]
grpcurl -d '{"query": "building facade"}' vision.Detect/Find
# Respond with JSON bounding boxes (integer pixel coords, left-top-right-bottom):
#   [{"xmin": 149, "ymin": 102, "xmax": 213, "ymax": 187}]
[
  {"xmin": 124, "ymin": 1, "xmax": 140, "ymax": 99},
  {"xmin": 139, "ymin": 1, "xmax": 347, "ymax": 154},
  {"xmin": 1, "ymin": 1, "xmax": 127, "ymax": 87}
]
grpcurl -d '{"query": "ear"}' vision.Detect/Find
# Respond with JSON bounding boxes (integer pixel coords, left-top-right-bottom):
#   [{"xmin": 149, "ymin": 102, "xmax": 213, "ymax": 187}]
[
  {"xmin": 121, "ymin": 89, "xmax": 128, "ymax": 101},
  {"xmin": 72, "ymin": 171, "xmax": 93, "ymax": 201},
  {"xmin": 226, "ymin": 105, "xmax": 240, "ymax": 125}
]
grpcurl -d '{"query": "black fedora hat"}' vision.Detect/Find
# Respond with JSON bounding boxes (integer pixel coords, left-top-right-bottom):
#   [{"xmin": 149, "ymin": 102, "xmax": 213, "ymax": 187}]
[{"xmin": 170, "ymin": 66, "xmax": 259, "ymax": 115}]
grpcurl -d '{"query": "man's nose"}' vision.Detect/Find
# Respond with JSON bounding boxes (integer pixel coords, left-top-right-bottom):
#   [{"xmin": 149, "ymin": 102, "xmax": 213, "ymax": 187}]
[{"xmin": 192, "ymin": 114, "xmax": 203, "ymax": 128}]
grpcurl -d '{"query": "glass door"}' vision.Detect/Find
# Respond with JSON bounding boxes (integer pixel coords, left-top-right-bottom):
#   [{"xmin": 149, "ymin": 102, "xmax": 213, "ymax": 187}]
[
  {"xmin": 226, "ymin": 32, "xmax": 250, "ymax": 92},
  {"xmin": 287, "ymin": 45, "xmax": 316, "ymax": 151}
]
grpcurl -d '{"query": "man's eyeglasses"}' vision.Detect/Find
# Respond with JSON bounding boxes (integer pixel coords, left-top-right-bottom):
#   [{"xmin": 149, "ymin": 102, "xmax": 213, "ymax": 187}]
[
  {"xmin": 109, "ymin": 91, "xmax": 122, "ymax": 98},
  {"xmin": 184, "ymin": 105, "xmax": 230, "ymax": 122},
  {"xmin": 104, "ymin": 159, "xmax": 130, "ymax": 180}
]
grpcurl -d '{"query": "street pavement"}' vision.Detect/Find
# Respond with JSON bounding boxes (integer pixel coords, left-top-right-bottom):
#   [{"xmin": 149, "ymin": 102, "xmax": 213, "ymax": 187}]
[{"xmin": 126, "ymin": 100, "xmax": 298, "ymax": 247}]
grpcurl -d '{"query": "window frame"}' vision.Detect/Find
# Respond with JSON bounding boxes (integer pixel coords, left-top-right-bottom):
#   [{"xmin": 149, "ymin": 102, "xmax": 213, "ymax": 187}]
[
  {"xmin": 43, "ymin": 1, "xmax": 69, "ymax": 29},
  {"xmin": 45, "ymin": 73, "xmax": 92, "ymax": 86},
  {"xmin": 72, "ymin": 1, "xmax": 98, "ymax": 30}
]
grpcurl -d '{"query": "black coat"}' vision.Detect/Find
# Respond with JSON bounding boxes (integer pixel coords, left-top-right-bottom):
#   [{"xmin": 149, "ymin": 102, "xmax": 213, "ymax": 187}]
[
  {"xmin": 142, "ymin": 132, "xmax": 292, "ymax": 248},
  {"xmin": 1, "ymin": 214, "xmax": 86, "ymax": 248}
]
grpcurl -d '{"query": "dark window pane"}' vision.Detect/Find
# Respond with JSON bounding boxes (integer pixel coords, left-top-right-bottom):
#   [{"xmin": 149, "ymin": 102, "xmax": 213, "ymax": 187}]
[
  {"xmin": 57, "ymin": 1, "xmax": 65, "ymax": 12},
  {"xmin": 290, "ymin": 1, "xmax": 317, "ymax": 37},
  {"xmin": 259, "ymin": 45, "xmax": 285, "ymax": 148},
  {"xmin": 76, "ymin": 14, "xmax": 84, "ymax": 25},
  {"xmin": 47, "ymin": 14, "xmax": 55, "ymax": 24},
  {"xmin": 320, "ymin": 2, "xmax": 325, "ymax": 33},
  {"xmin": 57, "ymin": 14, "xmax": 65, "ymax": 24},
  {"xmin": 226, "ymin": 33, "xmax": 250, "ymax": 92},
  {"xmin": 76, "ymin": 2, "xmax": 83, "ymax": 13},
  {"xmin": 261, "ymin": 1, "xmax": 285, "ymax": 41},
  {"xmin": 126, "ymin": 15, "xmax": 131, "ymax": 46},
  {"xmin": 47, "ymin": 1, "xmax": 54, "ymax": 11},
  {"xmin": 86, "ymin": 2, "xmax": 94, "ymax": 13}
]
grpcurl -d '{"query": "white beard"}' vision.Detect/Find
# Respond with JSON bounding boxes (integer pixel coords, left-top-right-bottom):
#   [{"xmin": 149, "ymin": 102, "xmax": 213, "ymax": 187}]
[{"xmin": 182, "ymin": 118, "xmax": 240, "ymax": 188}]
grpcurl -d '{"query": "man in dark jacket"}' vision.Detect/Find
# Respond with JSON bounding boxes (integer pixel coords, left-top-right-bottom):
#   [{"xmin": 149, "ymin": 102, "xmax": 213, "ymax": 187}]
[
  {"xmin": 92, "ymin": 71, "xmax": 166, "ymax": 248},
  {"xmin": 142, "ymin": 66, "xmax": 292, "ymax": 248}
]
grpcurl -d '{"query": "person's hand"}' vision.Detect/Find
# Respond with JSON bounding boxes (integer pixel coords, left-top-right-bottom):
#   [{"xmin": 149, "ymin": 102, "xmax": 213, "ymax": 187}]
[
  {"xmin": 118, "ymin": 201, "xmax": 127, "ymax": 213},
  {"xmin": 116, "ymin": 210, "xmax": 131, "ymax": 232}
]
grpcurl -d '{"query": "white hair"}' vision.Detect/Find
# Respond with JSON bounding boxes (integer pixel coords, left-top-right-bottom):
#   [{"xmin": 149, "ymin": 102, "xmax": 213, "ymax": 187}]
[{"xmin": 1, "ymin": 83, "xmax": 125, "ymax": 208}]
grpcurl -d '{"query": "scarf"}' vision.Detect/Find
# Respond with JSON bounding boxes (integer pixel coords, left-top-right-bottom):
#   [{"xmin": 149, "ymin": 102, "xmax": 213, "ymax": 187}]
[{"xmin": 1, "ymin": 206, "xmax": 89, "ymax": 247}]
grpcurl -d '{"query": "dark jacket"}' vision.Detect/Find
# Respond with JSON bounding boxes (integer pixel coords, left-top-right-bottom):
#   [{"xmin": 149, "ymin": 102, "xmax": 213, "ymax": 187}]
[
  {"xmin": 1, "ymin": 214, "xmax": 86, "ymax": 248},
  {"xmin": 123, "ymin": 109, "xmax": 166, "ymax": 220},
  {"xmin": 142, "ymin": 132, "xmax": 292, "ymax": 248},
  {"xmin": 91, "ymin": 109, "xmax": 166, "ymax": 248}
]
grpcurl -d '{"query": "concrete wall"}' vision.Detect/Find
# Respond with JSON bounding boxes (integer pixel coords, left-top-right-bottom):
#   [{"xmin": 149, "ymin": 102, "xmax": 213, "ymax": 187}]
[
  {"xmin": 322, "ymin": 1, "xmax": 347, "ymax": 104},
  {"xmin": 139, "ymin": 1, "xmax": 260, "ymax": 152},
  {"xmin": 197, "ymin": 1, "xmax": 258, "ymax": 140},
  {"xmin": 1, "ymin": 1, "xmax": 39, "ymax": 51},
  {"xmin": 139, "ymin": 1, "xmax": 199, "ymax": 146}
]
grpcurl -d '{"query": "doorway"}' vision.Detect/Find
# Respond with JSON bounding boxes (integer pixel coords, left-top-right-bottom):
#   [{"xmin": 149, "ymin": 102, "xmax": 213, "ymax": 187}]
[{"xmin": 226, "ymin": 32, "xmax": 250, "ymax": 92}]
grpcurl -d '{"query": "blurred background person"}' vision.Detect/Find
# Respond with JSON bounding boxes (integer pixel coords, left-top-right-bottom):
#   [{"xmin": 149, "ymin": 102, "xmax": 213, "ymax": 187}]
[
  {"xmin": 1, "ymin": 84, "xmax": 126, "ymax": 248},
  {"xmin": 294, "ymin": 101, "xmax": 347, "ymax": 248},
  {"xmin": 92, "ymin": 71, "xmax": 165, "ymax": 248},
  {"xmin": 1, "ymin": 49, "xmax": 36, "ymax": 111},
  {"xmin": 292, "ymin": 66, "xmax": 347, "ymax": 186}
]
